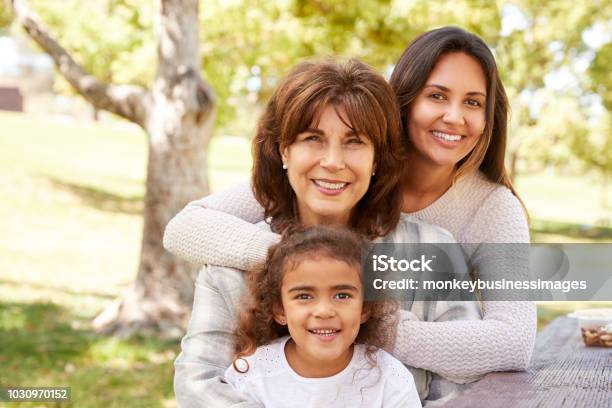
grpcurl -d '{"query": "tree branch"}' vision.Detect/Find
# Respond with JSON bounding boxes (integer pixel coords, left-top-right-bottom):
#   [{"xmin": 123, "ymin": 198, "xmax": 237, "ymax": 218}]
[{"xmin": 10, "ymin": 0, "xmax": 150, "ymax": 127}]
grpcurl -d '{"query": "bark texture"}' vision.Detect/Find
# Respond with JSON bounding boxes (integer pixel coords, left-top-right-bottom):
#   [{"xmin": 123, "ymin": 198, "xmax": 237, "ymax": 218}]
[{"xmin": 11, "ymin": 0, "xmax": 215, "ymax": 338}]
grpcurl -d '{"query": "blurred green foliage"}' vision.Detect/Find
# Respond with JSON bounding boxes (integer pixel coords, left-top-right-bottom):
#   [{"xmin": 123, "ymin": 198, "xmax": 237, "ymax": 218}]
[
  {"xmin": 197, "ymin": 0, "xmax": 504, "ymax": 126},
  {"xmin": 4, "ymin": 0, "xmax": 612, "ymax": 177},
  {"xmin": 589, "ymin": 41, "xmax": 612, "ymax": 111},
  {"xmin": 0, "ymin": 1, "xmax": 13, "ymax": 29},
  {"xmin": 27, "ymin": 0, "xmax": 156, "ymax": 89}
]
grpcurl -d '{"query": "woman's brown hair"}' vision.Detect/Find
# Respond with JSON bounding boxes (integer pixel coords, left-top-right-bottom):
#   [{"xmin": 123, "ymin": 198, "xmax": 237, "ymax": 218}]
[
  {"xmin": 233, "ymin": 225, "xmax": 397, "ymax": 372},
  {"xmin": 389, "ymin": 26, "xmax": 524, "ymax": 204},
  {"xmin": 252, "ymin": 59, "xmax": 405, "ymax": 238}
]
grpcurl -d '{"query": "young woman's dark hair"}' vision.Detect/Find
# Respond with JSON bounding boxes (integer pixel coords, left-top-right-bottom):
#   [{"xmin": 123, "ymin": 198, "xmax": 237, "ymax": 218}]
[
  {"xmin": 252, "ymin": 59, "xmax": 405, "ymax": 238},
  {"xmin": 390, "ymin": 26, "xmax": 522, "ymax": 201},
  {"xmin": 233, "ymin": 225, "xmax": 397, "ymax": 371}
]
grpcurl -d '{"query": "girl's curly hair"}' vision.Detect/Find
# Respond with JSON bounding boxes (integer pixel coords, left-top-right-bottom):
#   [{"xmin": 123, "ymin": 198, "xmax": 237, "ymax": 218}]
[{"xmin": 233, "ymin": 225, "xmax": 398, "ymax": 372}]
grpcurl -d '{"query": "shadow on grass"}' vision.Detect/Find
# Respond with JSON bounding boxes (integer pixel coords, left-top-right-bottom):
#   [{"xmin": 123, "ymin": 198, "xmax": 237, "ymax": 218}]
[
  {"xmin": 0, "ymin": 301, "xmax": 178, "ymax": 407},
  {"xmin": 0, "ymin": 302, "xmax": 95, "ymax": 378},
  {"xmin": 531, "ymin": 219, "xmax": 612, "ymax": 240},
  {"xmin": 45, "ymin": 177, "xmax": 143, "ymax": 215}
]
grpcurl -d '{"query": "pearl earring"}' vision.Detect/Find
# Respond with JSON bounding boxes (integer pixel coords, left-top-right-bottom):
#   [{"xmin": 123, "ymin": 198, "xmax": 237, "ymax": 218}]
[
  {"xmin": 372, "ymin": 171, "xmax": 376, "ymax": 176},
  {"xmin": 282, "ymin": 163, "xmax": 287, "ymax": 170}
]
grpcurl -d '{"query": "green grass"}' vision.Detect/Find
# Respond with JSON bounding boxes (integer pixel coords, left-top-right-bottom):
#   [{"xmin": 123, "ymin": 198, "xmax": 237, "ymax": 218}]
[
  {"xmin": 0, "ymin": 111, "xmax": 610, "ymax": 406},
  {"xmin": 529, "ymin": 219, "xmax": 612, "ymax": 243},
  {"xmin": 0, "ymin": 302, "xmax": 177, "ymax": 408},
  {"xmin": 0, "ymin": 112, "xmax": 251, "ymax": 407},
  {"xmin": 516, "ymin": 171, "xmax": 612, "ymax": 229}
]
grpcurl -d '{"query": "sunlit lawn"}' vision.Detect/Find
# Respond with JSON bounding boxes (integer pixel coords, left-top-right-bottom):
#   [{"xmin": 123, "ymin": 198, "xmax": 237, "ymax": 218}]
[
  {"xmin": 0, "ymin": 111, "xmax": 610, "ymax": 406},
  {"xmin": 517, "ymin": 171, "xmax": 612, "ymax": 230},
  {"xmin": 0, "ymin": 111, "xmax": 250, "ymax": 407}
]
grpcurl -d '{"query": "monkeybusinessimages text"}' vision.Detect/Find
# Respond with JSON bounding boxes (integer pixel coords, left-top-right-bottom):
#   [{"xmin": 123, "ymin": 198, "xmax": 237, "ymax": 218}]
[{"xmin": 370, "ymin": 255, "xmax": 587, "ymax": 294}]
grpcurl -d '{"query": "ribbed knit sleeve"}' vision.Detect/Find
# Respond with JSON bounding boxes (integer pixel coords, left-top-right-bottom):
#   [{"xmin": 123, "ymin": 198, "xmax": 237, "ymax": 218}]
[
  {"xmin": 163, "ymin": 182, "xmax": 280, "ymax": 270},
  {"xmin": 393, "ymin": 177, "xmax": 537, "ymax": 381}
]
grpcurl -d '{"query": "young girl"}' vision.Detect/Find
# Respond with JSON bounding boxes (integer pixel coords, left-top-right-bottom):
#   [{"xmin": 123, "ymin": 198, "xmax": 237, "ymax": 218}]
[{"xmin": 225, "ymin": 225, "xmax": 422, "ymax": 408}]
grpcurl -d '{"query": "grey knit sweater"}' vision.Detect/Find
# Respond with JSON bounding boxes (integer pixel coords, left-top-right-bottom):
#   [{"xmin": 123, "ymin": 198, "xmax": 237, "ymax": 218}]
[{"xmin": 163, "ymin": 171, "xmax": 537, "ymax": 380}]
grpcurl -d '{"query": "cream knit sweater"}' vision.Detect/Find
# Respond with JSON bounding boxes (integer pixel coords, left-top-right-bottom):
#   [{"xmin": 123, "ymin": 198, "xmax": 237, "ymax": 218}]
[{"xmin": 163, "ymin": 171, "xmax": 537, "ymax": 380}]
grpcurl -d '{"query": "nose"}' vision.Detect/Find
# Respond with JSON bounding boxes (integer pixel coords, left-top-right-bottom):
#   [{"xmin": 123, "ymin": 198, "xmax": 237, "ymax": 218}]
[
  {"xmin": 442, "ymin": 102, "xmax": 466, "ymax": 126},
  {"xmin": 313, "ymin": 299, "xmax": 336, "ymax": 319},
  {"xmin": 319, "ymin": 140, "xmax": 346, "ymax": 171}
]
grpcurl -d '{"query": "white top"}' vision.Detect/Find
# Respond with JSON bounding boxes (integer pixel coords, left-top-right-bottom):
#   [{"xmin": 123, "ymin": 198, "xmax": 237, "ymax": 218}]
[
  {"xmin": 224, "ymin": 337, "xmax": 422, "ymax": 408},
  {"xmin": 164, "ymin": 170, "xmax": 537, "ymax": 380}
]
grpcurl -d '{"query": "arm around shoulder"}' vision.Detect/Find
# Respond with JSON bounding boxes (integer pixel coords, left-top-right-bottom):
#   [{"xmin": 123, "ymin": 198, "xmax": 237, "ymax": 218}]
[
  {"xmin": 163, "ymin": 182, "xmax": 279, "ymax": 270},
  {"xmin": 392, "ymin": 188, "xmax": 536, "ymax": 380}
]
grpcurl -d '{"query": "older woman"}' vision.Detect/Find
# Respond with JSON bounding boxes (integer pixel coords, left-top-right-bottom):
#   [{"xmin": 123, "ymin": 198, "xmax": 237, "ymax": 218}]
[{"xmin": 172, "ymin": 59, "xmax": 477, "ymax": 407}]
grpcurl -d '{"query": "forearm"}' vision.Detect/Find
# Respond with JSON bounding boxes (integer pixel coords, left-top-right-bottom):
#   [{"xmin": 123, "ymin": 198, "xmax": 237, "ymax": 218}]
[
  {"xmin": 164, "ymin": 206, "xmax": 278, "ymax": 269},
  {"xmin": 396, "ymin": 187, "xmax": 536, "ymax": 380},
  {"xmin": 163, "ymin": 182, "xmax": 279, "ymax": 270},
  {"xmin": 394, "ymin": 300, "xmax": 536, "ymax": 381},
  {"xmin": 174, "ymin": 267, "xmax": 262, "ymax": 407},
  {"xmin": 174, "ymin": 359, "xmax": 261, "ymax": 408}
]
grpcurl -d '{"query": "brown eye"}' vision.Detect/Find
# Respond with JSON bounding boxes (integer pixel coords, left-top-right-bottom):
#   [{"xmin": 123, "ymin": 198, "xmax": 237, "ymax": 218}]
[
  {"xmin": 428, "ymin": 93, "xmax": 445, "ymax": 101},
  {"xmin": 304, "ymin": 134, "xmax": 320, "ymax": 142}
]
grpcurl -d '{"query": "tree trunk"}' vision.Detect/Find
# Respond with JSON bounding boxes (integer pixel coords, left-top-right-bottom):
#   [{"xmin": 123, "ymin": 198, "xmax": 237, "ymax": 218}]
[
  {"xmin": 93, "ymin": 0, "xmax": 215, "ymax": 338},
  {"xmin": 9, "ymin": 0, "xmax": 216, "ymax": 338}
]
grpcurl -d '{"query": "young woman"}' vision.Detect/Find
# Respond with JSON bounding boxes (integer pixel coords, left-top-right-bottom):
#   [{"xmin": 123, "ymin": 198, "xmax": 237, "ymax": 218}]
[
  {"xmin": 165, "ymin": 27, "xmax": 535, "ymax": 395},
  {"xmin": 173, "ymin": 59, "xmax": 475, "ymax": 407},
  {"xmin": 387, "ymin": 26, "xmax": 536, "ymax": 398},
  {"xmin": 227, "ymin": 226, "xmax": 421, "ymax": 407}
]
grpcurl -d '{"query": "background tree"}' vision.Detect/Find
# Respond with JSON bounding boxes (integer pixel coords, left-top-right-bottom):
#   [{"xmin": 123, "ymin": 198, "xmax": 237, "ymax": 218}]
[
  {"xmin": 491, "ymin": 0, "xmax": 609, "ymax": 181},
  {"xmin": 589, "ymin": 41, "xmax": 612, "ymax": 112},
  {"xmin": 8, "ymin": 0, "xmax": 215, "ymax": 338},
  {"xmin": 0, "ymin": 2, "xmax": 12, "ymax": 29},
  {"xmin": 196, "ymin": 0, "xmax": 503, "ymax": 132},
  {"xmin": 519, "ymin": 93, "xmax": 588, "ymax": 171},
  {"xmin": 576, "ymin": 41, "xmax": 612, "ymax": 206}
]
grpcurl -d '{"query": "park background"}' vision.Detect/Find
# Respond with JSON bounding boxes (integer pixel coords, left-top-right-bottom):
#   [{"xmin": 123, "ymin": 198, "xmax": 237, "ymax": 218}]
[{"xmin": 0, "ymin": 0, "xmax": 610, "ymax": 407}]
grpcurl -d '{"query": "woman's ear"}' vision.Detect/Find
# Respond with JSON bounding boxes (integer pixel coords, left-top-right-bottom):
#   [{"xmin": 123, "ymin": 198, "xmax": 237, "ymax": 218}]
[
  {"xmin": 273, "ymin": 304, "xmax": 287, "ymax": 325},
  {"xmin": 280, "ymin": 146, "xmax": 289, "ymax": 169}
]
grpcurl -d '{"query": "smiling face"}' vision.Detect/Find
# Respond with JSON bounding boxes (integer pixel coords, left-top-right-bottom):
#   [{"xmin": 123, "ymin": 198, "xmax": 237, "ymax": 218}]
[
  {"xmin": 274, "ymin": 256, "xmax": 366, "ymax": 378},
  {"xmin": 281, "ymin": 104, "xmax": 375, "ymax": 227},
  {"xmin": 407, "ymin": 52, "xmax": 487, "ymax": 171}
]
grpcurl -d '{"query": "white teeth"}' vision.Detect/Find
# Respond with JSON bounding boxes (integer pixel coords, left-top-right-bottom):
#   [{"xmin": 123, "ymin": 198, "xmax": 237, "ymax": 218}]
[
  {"xmin": 310, "ymin": 329, "xmax": 338, "ymax": 335},
  {"xmin": 432, "ymin": 131, "xmax": 461, "ymax": 142},
  {"xmin": 313, "ymin": 180, "xmax": 347, "ymax": 190}
]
